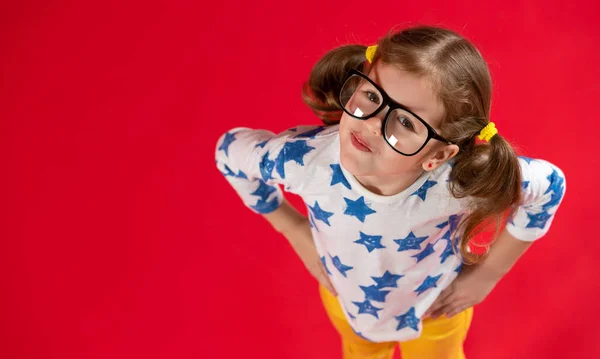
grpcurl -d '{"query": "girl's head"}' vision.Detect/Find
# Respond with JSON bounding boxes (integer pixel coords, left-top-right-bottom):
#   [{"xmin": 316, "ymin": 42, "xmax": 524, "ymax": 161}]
[{"xmin": 302, "ymin": 26, "xmax": 522, "ymax": 264}]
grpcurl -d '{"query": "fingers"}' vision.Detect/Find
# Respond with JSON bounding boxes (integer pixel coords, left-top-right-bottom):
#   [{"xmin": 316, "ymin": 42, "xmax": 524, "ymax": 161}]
[
  {"xmin": 425, "ymin": 287, "xmax": 454, "ymax": 317},
  {"xmin": 430, "ymin": 301, "xmax": 469, "ymax": 319}
]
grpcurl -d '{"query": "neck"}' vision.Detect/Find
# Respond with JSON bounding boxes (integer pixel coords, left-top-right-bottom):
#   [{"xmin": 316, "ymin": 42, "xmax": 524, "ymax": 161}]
[{"xmin": 354, "ymin": 168, "xmax": 425, "ymax": 196}]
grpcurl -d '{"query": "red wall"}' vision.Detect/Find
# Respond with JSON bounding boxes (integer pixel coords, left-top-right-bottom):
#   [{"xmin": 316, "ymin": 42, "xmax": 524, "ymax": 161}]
[{"xmin": 1, "ymin": 1, "xmax": 598, "ymax": 358}]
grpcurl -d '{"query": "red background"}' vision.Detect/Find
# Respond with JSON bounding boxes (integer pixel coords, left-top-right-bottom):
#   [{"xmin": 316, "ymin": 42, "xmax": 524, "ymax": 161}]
[{"xmin": 1, "ymin": 1, "xmax": 598, "ymax": 358}]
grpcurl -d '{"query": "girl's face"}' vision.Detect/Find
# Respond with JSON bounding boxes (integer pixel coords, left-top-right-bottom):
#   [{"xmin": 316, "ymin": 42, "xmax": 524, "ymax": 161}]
[{"xmin": 339, "ymin": 62, "xmax": 448, "ymax": 178}]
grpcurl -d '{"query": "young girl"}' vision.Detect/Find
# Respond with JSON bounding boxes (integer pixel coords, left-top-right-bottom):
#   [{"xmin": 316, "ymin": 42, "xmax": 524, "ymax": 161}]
[{"xmin": 214, "ymin": 26, "xmax": 566, "ymax": 359}]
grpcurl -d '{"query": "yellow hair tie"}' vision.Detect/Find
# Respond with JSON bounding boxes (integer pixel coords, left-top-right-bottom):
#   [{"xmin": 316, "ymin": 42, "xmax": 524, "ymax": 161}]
[
  {"xmin": 478, "ymin": 122, "xmax": 498, "ymax": 142},
  {"xmin": 365, "ymin": 45, "xmax": 378, "ymax": 64}
]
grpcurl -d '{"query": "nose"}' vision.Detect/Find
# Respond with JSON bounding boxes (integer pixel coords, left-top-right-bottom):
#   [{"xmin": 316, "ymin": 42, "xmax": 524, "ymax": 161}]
[{"xmin": 364, "ymin": 111, "xmax": 385, "ymax": 137}]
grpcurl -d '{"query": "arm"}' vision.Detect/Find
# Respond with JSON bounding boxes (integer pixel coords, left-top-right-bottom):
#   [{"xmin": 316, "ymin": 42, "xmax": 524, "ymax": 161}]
[
  {"xmin": 472, "ymin": 228, "xmax": 534, "ymax": 281},
  {"xmin": 426, "ymin": 157, "xmax": 566, "ymax": 318}
]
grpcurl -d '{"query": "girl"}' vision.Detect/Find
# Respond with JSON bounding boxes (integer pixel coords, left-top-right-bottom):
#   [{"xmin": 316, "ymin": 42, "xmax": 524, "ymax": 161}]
[{"xmin": 214, "ymin": 26, "xmax": 566, "ymax": 359}]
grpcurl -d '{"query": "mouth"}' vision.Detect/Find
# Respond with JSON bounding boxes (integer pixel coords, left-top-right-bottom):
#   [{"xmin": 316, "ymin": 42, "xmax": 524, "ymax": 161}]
[{"xmin": 350, "ymin": 132, "xmax": 372, "ymax": 152}]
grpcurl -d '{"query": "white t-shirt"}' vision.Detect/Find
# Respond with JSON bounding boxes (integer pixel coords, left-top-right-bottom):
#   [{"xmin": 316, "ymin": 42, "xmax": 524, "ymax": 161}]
[{"xmin": 215, "ymin": 124, "xmax": 566, "ymax": 342}]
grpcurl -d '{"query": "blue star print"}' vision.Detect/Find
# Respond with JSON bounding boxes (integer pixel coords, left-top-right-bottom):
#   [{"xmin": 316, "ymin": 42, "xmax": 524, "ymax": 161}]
[
  {"xmin": 414, "ymin": 274, "xmax": 442, "ymax": 295},
  {"xmin": 255, "ymin": 140, "xmax": 268, "ymax": 148},
  {"xmin": 395, "ymin": 307, "xmax": 419, "ymax": 331},
  {"xmin": 259, "ymin": 151, "xmax": 275, "ymax": 181},
  {"xmin": 519, "ymin": 156, "xmax": 534, "ymax": 164},
  {"xmin": 352, "ymin": 329, "xmax": 372, "ymax": 342},
  {"xmin": 542, "ymin": 169, "xmax": 565, "ymax": 211},
  {"xmin": 308, "ymin": 201, "xmax": 334, "ymax": 226},
  {"xmin": 354, "ymin": 232, "xmax": 386, "ymax": 253},
  {"xmin": 250, "ymin": 197, "xmax": 279, "ymax": 214},
  {"xmin": 330, "ymin": 164, "xmax": 351, "ymax": 189},
  {"xmin": 308, "ymin": 212, "xmax": 319, "ymax": 232},
  {"xmin": 439, "ymin": 238, "xmax": 454, "ymax": 263},
  {"xmin": 294, "ymin": 126, "xmax": 325, "ymax": 139},
  {"xmin": 522, "ymin": 180, "xmax": 530, "ymax": 190},
  {"xmin": 274, "ymin": 140, "xmax": 315, "ymax": 178},
  {"xmin": 411, "ymin": 243, "xmax": 436, "ymax": 263},
  {"xmin": 394, "ymin": 232, "xmax": 428, "ymax": 252},
  {"xmin": 220, "ymin": 164, "xmax": 236, "ymax": 177},
  {"xmin": 217, "ymin": 132, "xmax": 236, "ymax": 157},
  {"xmin": 360, "ymin": 285, "xmax": 391, "ymax": 302},
  {"xmin": 352, "ymin": 300, "xmax": 383, "ymax": 319},
  {"xmin": 343, "ymin": 196, "xmax": 376, "ymax": 222},
  {"xmin": 526, "ymin": 211, "xmax": 551, "ymax": 229},
  {"xmin": 455, "ymin": 263, "xmax": 463, "ymax": 273},
  {"xmin": 410, "ymin": 180, "xmax": 437, "ymax": 201},
  {"xmin": 221, "ymin": 164, "xmax": 247, "ymax": 179},
  {"xmin": 330, "ymin": 255, "xmax": 354, "ymax": 277},
  {"xmin": 321, "ymin": 256, "xmax": 332, "ymax": 275},
  {"xmin": 371, "ymin": 270, "xmax": 404, "ymax": 289},
  {"xmin": 250, "ymin": 180, "xmax": 276, "ymax": 201},
  {"xmin": 449, "ymin": 214, "xmax": 461, "ymax": 233}
]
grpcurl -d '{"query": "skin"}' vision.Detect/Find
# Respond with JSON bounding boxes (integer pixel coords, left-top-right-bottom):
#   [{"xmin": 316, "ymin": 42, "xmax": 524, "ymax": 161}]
[{"xmin": 338, "ymin": 61, "xmax": 459, "ymax": 196}]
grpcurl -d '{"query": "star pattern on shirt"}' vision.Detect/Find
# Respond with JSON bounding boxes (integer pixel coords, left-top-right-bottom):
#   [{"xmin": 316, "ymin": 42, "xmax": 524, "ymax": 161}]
[
  {"xmin": 343, "ymin": 196, "xmax": 377, "ymax": 222},
  {"xmin": 217, "ymin": 132, "xmax": 237, "ymax": 157},
  {"xmin": 455, "ymin": 263, "xmax": 463, "ymax": 273},
  {"xmin": 255, "ymin": 140, "xmax": 268, "ymax": 148},
  {"xmin": 259, "ymin": 151, "xmax": 275, "ymax": 181},
  {"xmin": 522, "ymin": 180, "xmax": 530, "ymax": 190},
  {"xmin": 526, "ymin": 210, "xmax": 552, "ymax": 229},
  {"xmin": 411, "ymin": 243, "xmax": 436, "ymax": 263},
  {"xmin": 308, "ymin": 212, "xmax": 319, "ymax": 232},
  {"xmin": 354, "ymin": 232, "xmax": 386, "ymax": 253},
  {"xmin": 352, "ymin": 300, "xmax": 383, "ymax": 319},
  {"xmin": 294, "ymin": 126, "xmax": 326, "ymax": 139},
  {"xmin": 274, "ymin": 140, "xmax": 315, "ymax": 179},
  {"xmin": 330, "ymin": 164, "xmax": 351, "ymax": 189},
  {"xmin": 439, "ymin": 238, "xmax": 455, "ymax": 263},
  {"xmin": 542, "ymin": 169, "xmax": 565, "ymax": 211},
  {"xmin": 321, "ymin": 256, "xmax": 332, "ymax": 275},
  {"xmin": 250, "ymin": 197, "xmax": 279, "ymax": 213},
  {"xmin": 393, "ymin": 231, "xmax": 428, "ymax": 252},
  {"xmin": 220, "ymin": 164, "xmax": 247, "ymax": 179},
  {"xmin": 371, "ymin": 270, "xmax": 404, "ymax": 289},
  {"xmin": 519, "ymin": 156, "xmax": 534, "ymax": 164},
  {"xmin": 308, "ymin": 201, "xmax": 334, "ymax": 226},
  {"xmin": 330, "ymin": 255, "xmax": 354, "ymax": 277},
  {"xmin": 395, "ymin": 307, "xmax": 419, "ymax": 331},
  {"xmin": 410, "ymin": 180, "xmax": 437, "ymax": 201},
  {"xmin": 250, "ymin": 180, "xmax": 276, "ymax": 201},
  {"xmin": 414, "ymin": 274, "xmax": 442, "ymax": 295},
  {"xmin": 360, "ymin": 285, "xmax": 391, "ymax": 303}
]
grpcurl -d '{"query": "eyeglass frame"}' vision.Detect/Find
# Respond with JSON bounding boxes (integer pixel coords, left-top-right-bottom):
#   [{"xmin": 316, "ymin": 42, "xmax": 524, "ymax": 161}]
[{"xmin": 338, "ymin": 69, "xmax": 453, "ymax": 156}]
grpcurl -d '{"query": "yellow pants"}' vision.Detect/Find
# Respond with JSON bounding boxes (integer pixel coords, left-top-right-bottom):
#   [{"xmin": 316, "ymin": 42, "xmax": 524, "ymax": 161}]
[{"xmin": 319, "ymin": 285, "xmax": 474, "ymax": 359}]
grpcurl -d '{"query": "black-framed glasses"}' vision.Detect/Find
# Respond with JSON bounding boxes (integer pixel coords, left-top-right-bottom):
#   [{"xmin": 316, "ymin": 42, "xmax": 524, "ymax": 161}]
[{"xmin": 339, "ymin": 69, "xmax": 453, "ymax": 156}]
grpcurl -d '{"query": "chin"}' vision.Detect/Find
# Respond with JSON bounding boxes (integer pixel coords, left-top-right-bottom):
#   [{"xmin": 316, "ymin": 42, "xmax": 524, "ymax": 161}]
[{"xmin": 340, "ymin": 149, "xmax": 370, "ymax": 177}]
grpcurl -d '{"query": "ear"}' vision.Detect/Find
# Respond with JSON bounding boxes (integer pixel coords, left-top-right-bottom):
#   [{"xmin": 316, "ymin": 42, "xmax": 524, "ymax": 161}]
[{"xmin": 422, "ymin": 144, "xmax": 459, "ymax": 171}]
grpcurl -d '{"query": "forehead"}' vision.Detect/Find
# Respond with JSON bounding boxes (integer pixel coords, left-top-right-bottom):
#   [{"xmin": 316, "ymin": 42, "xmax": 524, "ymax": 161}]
[{"xmin": 369, "ymin": 62, "xmax": 445, "ymax": 128}]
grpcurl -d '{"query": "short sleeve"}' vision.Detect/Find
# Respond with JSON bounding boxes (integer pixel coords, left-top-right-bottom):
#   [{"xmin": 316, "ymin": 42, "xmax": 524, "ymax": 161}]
[
  {"xmin": 214, "ymin": 126, "xmax": 325, "ymax": 214},
  {"xmin": 505, "ymin": 156, "xmax": 567, "ymax": 241}
]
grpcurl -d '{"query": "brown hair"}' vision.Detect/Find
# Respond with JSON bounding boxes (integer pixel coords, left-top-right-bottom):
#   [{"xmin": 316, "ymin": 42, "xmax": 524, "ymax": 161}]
[{"xmin": 302, "ymin": 26, "xmax": 522, "ymax": 264}]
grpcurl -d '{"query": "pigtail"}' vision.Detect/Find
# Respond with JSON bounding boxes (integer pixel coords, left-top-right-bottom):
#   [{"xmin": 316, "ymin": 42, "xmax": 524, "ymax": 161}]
[
  {"xmin": 448, "ymin": 130, "xmax": 522, "ymax": 264},
  {"xmin": 302, "ymin": 45, "xmax": 369, "ymax": 125}
]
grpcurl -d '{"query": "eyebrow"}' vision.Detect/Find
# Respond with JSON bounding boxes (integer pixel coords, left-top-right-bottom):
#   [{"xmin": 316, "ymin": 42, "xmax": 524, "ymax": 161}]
[{"xmin": 369, "ymin": 68, "xmax": 427, "ymax": 116}]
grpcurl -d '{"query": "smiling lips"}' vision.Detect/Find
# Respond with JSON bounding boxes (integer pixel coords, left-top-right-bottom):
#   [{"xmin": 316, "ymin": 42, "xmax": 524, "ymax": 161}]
[{"xmin": 351, "ymin": 132, "xmax": 372, "ymax": 152}]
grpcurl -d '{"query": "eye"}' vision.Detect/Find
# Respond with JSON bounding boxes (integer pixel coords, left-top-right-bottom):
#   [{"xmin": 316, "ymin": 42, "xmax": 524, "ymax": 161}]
[
  {"xmin": 363, "ymin": 91, "xmax": 381, "ymax": 104},
  {"xmin": 397, "ymin": 116, "xmax": 415, "ymax": 131}
]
